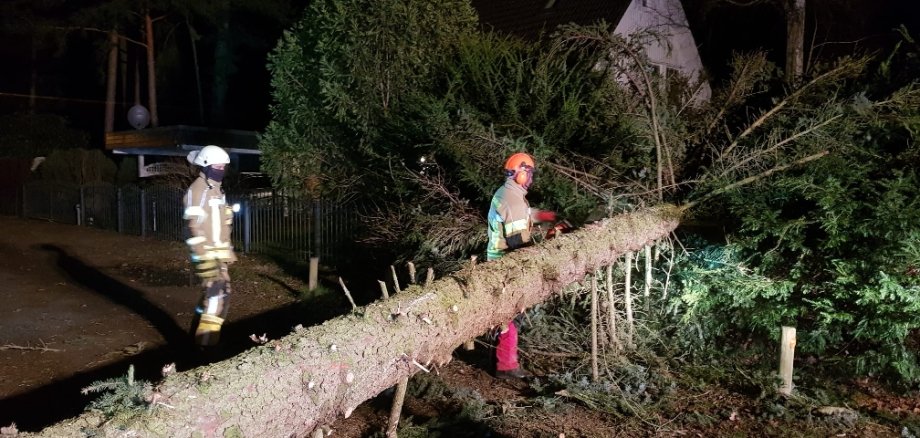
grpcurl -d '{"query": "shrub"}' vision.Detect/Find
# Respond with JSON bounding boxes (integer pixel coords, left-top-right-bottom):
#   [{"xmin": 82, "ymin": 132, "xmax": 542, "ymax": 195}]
[
  {"xmin": 39, "ymin": 148, "xmax": 117, "ymax": 184},
  {"xmin": 0, "ymin": 112, "xmax": 88, "ymax": 158}
]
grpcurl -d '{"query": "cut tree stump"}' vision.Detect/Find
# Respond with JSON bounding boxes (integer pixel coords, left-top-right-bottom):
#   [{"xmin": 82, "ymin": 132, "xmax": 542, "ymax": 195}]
[{"xmin": 19, "ymin": 205, "xmax": 681, "ymax": 438}]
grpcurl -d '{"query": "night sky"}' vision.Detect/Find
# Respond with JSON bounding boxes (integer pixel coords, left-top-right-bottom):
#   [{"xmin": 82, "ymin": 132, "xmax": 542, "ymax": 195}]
[
  {"xmin": 683, "ymin": 0, "xmax": 920, "ymax": 81},
  {"xmin": 0, "ymin": 0, "xmax": 917, "ymax": 148}
]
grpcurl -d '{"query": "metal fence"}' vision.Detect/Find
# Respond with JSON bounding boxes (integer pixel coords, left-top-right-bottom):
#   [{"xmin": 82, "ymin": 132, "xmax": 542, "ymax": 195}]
[
  {"xmin": 0, "ymin": 187, "xmax": 22, "ymax": 216},
  {"xmin": 234, "ymin": 195, "xmax": 358, "ymax": 262},
  {"xmin": 13, "ymin": 181, "xmax": 361, "ymax": 265}
]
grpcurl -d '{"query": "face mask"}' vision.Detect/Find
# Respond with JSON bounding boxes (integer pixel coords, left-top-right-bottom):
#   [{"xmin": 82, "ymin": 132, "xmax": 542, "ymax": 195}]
[
  {"xmin": 205, "ymin": 166, "xmax": 225, "ymax": 182},
  {"xmin": 521, "ymin": 168, "xmax": 534, "ymax": 189}
]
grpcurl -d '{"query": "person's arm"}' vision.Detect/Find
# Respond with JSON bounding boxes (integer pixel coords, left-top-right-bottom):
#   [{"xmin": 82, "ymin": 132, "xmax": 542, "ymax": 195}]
[
  {"xmin": 212, "ymin": 195, "xmax": 236, "ymax": 262},
  {"xmin": 504, "ymin": 222, "xmax": 527, "ymax": 249},
  {"xmin": 503, "ymin": 197, "xmax": 532, "ymax": 250},
  {"xmin": 486, "ymin": 197, "xmax": 507, "ymax": 260},
  {"xmin": 531, "ymin": 209, "xmax": 557, "ymax": 223}
]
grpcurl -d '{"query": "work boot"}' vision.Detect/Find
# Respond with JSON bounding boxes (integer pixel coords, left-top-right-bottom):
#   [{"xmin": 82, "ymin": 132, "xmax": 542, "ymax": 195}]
[{"xmin": 495, "ymin": 367, "xmax": 533, "ymax": 380}]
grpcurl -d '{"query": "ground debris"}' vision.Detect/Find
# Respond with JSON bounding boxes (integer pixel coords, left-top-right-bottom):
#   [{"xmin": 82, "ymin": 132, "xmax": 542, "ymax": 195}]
[
  {"xmin": 0, "ymin": 423, "xmax": 18, "ymax": 436},
  {"xmin": 0, "ymin": 343, "xmax": 62, "ymax": 352},
  {"xmin": 814, "ymin": 406, "xmax": 859, "ymax": 427}
]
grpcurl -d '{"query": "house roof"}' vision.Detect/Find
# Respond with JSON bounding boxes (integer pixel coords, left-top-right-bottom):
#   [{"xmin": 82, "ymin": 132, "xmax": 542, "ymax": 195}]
[
  {"xmin": 470, "ymin": 0, "xmax": 633, "ymax": 41},
  {"xmin": 104, "ymin": 125, "xmax": 260, "ymax": 157}
]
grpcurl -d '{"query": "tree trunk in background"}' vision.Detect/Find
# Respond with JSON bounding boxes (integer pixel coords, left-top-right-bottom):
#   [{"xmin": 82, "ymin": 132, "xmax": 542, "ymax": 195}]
[
  {"xmin": 210, "ymin": 0, "xmax": 233, "ymax": 126},
  {"xmin": 186, "ymin": 18, "xmax": 205, "ymax": 124},
  {"xmin": 119, "ymin": 36, "xmax": 127, "ymax": 116},
  {"xmin": 135, "ymin": 60, "xmax": 141, "ymax": 105},
  {"xmin": 29, "ymin": 36, "xmax": 37, "ymax": 114},
  {"xmin": 20, "ymin": 205, "xmax": 683, "ymax": 438},
  {"xmin": 784, "ymin": 0, "xmax": 806, "ymax": 82},
  {"xmin": 104, "ymin": 30, "xmax": 118, "ymax": 133},
  {"xmin": 145, "ymin": 11, "xmax": 159, "ymax": 127}
]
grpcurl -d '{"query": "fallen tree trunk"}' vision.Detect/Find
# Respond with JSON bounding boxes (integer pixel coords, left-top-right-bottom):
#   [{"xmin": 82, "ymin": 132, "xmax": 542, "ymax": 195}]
[{"xmin": 21, "ymin": 205, "xmax": 682, "ymax": 438}]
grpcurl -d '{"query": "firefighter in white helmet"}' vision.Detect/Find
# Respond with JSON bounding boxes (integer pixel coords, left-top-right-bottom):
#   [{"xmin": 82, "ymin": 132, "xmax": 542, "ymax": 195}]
[{"xmin": 183, "ymin": 145, "xmax": 237, "ymax": 348}]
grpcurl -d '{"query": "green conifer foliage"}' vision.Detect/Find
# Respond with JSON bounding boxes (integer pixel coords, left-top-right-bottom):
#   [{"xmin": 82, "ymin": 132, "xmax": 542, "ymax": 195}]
[
  {"xmin": 260, "ymin": 0, "xmax": 478, "ymax": 198},
  {"xmin": 673, "ymin": 42, "xmax": 920, "ymax": 383}
]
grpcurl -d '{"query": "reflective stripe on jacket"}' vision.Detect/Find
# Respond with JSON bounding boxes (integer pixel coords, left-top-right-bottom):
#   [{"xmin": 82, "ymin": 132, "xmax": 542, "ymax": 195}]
[
  {"xmin": 487, "ymin": 179, "xmax": 532, "ymax": 261},
  {"xmin": 183, "ymin": 175, "xmax": 235, "ymax": 262}
]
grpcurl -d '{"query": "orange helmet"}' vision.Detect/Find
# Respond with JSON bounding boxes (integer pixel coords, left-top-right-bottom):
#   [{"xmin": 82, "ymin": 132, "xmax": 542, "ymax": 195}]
[{"xmin": 504, "ymin": 152, "xmax": 535, "ymax": 186}]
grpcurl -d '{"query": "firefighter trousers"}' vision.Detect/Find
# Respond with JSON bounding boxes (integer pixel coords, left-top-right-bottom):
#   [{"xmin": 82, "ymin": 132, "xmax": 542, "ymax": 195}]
[
  {"xmin": 190, "ymin": 264, "xmax": 231, "ymax": 347},
  {"xmin": 495, "ymin": 320, "xmax": 519, "ymax": 371}
]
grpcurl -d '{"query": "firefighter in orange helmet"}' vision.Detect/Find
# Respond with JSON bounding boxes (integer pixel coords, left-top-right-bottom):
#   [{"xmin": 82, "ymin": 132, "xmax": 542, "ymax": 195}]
[
  {"xmin": 184, "ymin": 145, "xmax": 237, "ymax": 348},
  {"xmin": 487, "ymin": 152, "xmax": 557, "ymax": 379}
]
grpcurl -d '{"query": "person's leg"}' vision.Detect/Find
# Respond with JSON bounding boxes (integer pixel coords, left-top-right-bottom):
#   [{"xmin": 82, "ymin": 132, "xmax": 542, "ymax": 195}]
[
  {"xmin": 192, "ymin": 265, "xmax": 231, "ymax": 347},
  {"xmin": 495, "ymin": 320, "xmax": 519, "ymax": 371}
]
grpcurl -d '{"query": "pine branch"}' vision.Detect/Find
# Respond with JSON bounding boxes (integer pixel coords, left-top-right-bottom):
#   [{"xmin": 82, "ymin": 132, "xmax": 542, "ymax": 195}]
[
  {"xmin": 722, "ymin": 60, "xmax": 863, "ymax": 157},
  {"xmin": 0, "ymin": 343, "xmax": 62, "ymax": 352},
  {"xmin": 681, "ymin": 150, "xmax": 830, "ymax": 212},
  {"xmin": 719, "ymin": 114, "xmax": 842, "ymax": 178}
]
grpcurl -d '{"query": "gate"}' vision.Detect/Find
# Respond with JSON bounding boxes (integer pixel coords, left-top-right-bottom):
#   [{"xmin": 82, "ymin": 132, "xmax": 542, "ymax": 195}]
[{"xmin": 81, "ymin": 183, "xmax": 117, "ymax": 230}]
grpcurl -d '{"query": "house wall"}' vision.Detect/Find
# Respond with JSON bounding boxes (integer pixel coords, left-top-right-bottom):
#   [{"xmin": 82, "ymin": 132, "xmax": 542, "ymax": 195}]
[{"xmin": 614, "ymin": 0, "xmax": 712, "ymax": 100}]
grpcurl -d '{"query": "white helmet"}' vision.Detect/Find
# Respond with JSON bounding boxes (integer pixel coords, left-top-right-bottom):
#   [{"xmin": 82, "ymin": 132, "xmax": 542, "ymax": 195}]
[{"xmin": 188, "ymin": 145, "xmax": 230, "ymax": 167}]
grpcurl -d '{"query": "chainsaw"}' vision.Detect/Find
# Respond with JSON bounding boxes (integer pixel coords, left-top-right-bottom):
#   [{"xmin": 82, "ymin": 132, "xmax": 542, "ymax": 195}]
[{"xmin": 540, "ymin": 219, "xmax": 574, "ymax": 240}]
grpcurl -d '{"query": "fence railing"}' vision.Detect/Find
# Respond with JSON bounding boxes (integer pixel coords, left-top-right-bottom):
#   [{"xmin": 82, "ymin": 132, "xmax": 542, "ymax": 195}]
[{"xmin": 12, "ymin": 181, "xmax": 360, "ymax": 265}]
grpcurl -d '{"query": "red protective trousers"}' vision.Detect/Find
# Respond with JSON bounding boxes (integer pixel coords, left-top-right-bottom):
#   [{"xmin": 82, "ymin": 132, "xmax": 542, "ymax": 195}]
[{"xmin": 495, "ymin": 320, "xmax": 519, "ymax": 371}]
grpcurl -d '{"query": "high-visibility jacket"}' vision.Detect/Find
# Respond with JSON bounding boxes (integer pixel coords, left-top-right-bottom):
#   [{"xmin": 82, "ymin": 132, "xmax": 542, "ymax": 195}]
[
  {"xmin": 487, "ymin": 179, "xmax": 534, "ymax": 261},
  {"xmin": 183, "ymin": 174, "xmax": 236, "ymax": 263}
]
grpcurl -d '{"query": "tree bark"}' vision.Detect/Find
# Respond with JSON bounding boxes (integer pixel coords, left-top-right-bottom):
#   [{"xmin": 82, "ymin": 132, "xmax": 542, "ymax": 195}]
[
  {"xmin": 210, "ymin": 0, "xmax": 232, "ymax": 126},
  {"xmin": 135, "ymin": 60, "xmax": 141, "ymax": 105},
  {"xmin": 29, "ymin": 35, "xmax": 38, "ymax": 114},
  {"xmin": 119, "ymin": 36, "xmax": 127, "ymax": 114},
  {"xmin": 145, "ymin": 12, "xmax": 159, "ymax": 127},
  {"xmin": 21, "ymin": 205, "xmax": 682, "ymax": 438},
  {"xmin": 186, "ymin": 18, "xmax": 205, "ymax": 124},
  {"xmin": 784, "ymin": 0, "xmax": 806, "ymax": 83},
  {"xmin": 104, "ymin": 30, "xmax": 118, "ymax": 133}
]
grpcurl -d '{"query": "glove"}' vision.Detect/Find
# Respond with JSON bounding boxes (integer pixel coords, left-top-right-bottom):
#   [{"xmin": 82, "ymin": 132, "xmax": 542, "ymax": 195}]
[
  {"xmin": 534, "ymin": 210, "xmax": 557, "ymax": 223},
  {"xmin": 194, "ymin": 257, "xmax": 220, "ymax": 281}
]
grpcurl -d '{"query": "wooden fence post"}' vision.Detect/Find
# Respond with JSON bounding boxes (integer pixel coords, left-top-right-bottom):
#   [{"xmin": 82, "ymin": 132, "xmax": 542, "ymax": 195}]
[
  {"xmin": 624, "ymin": 251, "xmax": 635, "ymax": 347},
  {"xmin": 308, "ymin": 257, "xmax": 319, "ymax": 291},
  {"xmin": 778, "ymin": 326, "xmax": 796, "ymax": 395},
  {"xmin": 644, "ymin": 245, "xmax": 652, "ymax": 298},
  {"xmin": 590, "ymin": 272, "xmax": 599, "ymax": 381},
  {"xmin": 463, "ymin": 256, "xmax": 478, "ymax": 351}
]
